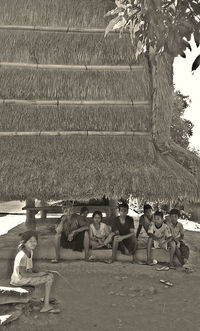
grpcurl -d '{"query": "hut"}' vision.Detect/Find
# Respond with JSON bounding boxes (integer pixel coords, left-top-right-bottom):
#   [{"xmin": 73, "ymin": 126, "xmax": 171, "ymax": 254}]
[{"xmin": 0, "ymin": 0, "xmax": 199, "ymax": 220}]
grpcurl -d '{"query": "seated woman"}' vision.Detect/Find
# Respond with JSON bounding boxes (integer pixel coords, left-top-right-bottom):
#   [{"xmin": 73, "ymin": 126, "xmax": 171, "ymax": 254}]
[{"xmin": 89, "ymin": 211, "xmax": 113, "ymax": 249}]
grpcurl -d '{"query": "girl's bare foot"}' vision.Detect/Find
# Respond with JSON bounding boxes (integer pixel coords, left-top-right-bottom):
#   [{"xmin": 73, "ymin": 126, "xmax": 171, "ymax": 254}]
[{"xmin": 40, "ymin": 304, "xmax": 54, "ymax": 312}]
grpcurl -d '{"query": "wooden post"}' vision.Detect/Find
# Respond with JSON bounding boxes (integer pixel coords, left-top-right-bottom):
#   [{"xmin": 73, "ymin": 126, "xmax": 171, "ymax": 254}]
[
  {"xmin": 107, "ymin": 199, "xmax": 118, "ymax": 224},
  {"xmin": 39, "ymin": 200, "xmax": 47, "ymax": 220},
  {"xmin": 25, "ymin": 199, "xmax": 36, "ymax": 231}
]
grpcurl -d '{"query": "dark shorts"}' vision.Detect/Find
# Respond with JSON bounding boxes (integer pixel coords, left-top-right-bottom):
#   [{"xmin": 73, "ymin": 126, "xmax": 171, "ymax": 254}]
[
  {"xmin": 119, "ymin": 235, "xmax": 137, "ymax": 255},
  {"xmin": 179, "ymin": 241, "xmax": 189, "ymax": 260},
  {"xmin": 60, "ymin": 231, "xmax": 86, "ymax": 252}
]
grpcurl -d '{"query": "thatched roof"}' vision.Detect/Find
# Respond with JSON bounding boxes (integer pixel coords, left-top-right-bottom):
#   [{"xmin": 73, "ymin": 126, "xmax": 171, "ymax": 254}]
[{"xmin": 0, "ymin": 0, "xmax": 199, "ymax": 201}]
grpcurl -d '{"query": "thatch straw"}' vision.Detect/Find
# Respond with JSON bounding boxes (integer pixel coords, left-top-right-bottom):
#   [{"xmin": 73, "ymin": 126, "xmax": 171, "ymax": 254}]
[
  {"xmin": 0, "ymin": 135, "xmax": 197, "ymax": 201},
  {"xmin": 0, "ymin": 67, "xmax": 151, "ymax": 100},
  {"xmin": 0, "ymin": 104, "xmax": 151, "ymax": 132},
  {"xmin": 0, "ymin": 30, "xmax": 137, "ymax": 65},
  {"xmin": 0, "ymin": 0, "xmax": 114, "ymax": 27}
]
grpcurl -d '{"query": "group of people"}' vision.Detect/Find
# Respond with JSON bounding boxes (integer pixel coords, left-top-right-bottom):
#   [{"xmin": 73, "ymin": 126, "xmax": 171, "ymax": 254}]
[
  {"xmin": 51, "ymin": 202, "xmax": 189, "ymax": 267},
  {"xmin": 9, "ymin": 202, "xmax": 190, "ymax": 313}
]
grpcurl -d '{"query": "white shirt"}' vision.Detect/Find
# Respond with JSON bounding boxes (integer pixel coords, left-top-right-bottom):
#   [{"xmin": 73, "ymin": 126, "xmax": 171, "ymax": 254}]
[
  {"xmin": 90, "ymin": 223, "xmax": 111, "ymax": 241},
  {"xmin": 10, "ymin": 250, "xmax": 33, "ymax": 285}
]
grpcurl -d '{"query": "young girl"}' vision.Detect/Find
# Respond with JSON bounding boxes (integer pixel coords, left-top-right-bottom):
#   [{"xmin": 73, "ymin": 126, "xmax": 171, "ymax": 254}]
[
  {"xmin": 89, "ymin": 211, "xmax": 113, "ymax": 249},
  {"xmin": 10, "ymin": 231, "xmax": 60, "ymax": 313}
]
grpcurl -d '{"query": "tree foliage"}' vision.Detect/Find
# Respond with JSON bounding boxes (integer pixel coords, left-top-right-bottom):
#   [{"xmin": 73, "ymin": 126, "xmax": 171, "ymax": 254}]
[
  {"xmin": 105, "ymin": 0, "xmax": 200, "ymax": 59},
  {"xmin": 171, "ymin": 92, "xmax": 193, "ymax": 148}
]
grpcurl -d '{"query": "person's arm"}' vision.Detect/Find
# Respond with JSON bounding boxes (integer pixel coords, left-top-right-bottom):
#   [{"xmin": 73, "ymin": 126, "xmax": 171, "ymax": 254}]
[
  {"xmin": 147, "ymin": 223, "xmax": 159, "ymax": 240},
  {"xmin": 159, "ymin": 225, "xmax": 173, "ymax": 246},
  {"xmin": 114, "ymin": 228, "xmax": 135, "ymax": 242},
  {"xmin": 173, "ymin": 224, "xmax": 184, "ymax": 242},
  {"xmin": 55, "ymin": 215, "xmax": 67, "ymax": 234},
  {"xmin": 73, "ymin": 224, "xmax": 89, "ymax": 234},
  {"xmin": 103, "ymin": 226, "xmax": 115, "ymax": 245},
  {"xmin": 89, "ymin": 225, "xmax": 97, "ymax": 242},
  {"xmin": 19, "ymin": 266, "xmax": 48, "ymax": 278},
  {"xmin": 136, "ymin": 224, "xmax": 142, "ymax": 238}
]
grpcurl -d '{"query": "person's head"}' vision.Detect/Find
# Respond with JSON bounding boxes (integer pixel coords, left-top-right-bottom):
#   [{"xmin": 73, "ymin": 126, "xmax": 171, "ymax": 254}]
[
  {"xmin": 18, "ymin": 231, "xmax": 38, "ymax": 251},
  {"xmin": 80, "ymin": 207, "xmax": 89, "ymax": 218},
  {"xmin": 92, "ymin": 211, "xmax": 103, "ymax": 226},
  {"xmin": 144, "ymin": 204, "xmax": 153, "ymax": 219},
  {"xmin": 62, "ymin": 201, "xmax": 73, "ymax": 216},
  {"xmin": 169, "ymin": 209, "xmax": 180, "ymax": 225},
  {"xmin": 154, "ymin": 211, "xmax": 164, "ymax": 227},
  {"xmin": 118, "ymin": 202, "xmax": 129, "ymax": 218}
]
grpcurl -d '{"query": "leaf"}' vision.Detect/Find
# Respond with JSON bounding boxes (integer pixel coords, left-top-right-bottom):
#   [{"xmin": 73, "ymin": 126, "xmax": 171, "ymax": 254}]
[
  {"xmin": 194, "ymin": 29, "xmax": 200, "ymax": 47},
  {"xmin": 115, "ymin": 0, "xmax": 127, "ymax": 9},
  {"xmin": 104, "ymin": 7, "xmax": 124, "ymax": 17},
  {"xmin": 180, "ymin": 51, "xmax": 186, "ymax": 58},
  {"xmin": 192, "ymin": 54, "xmax": 200, "ymax": 72},
  {"xmin": 104, "ymin": 16, "xmax": 122, "ymax": 36},
  {"xmin": 135, "ymin": 40, "xmax": 143, "ymax": 59},
  {"xmin": 182, "ymin": 40, "xmax": 192, "ymax": 51},
  {"xmin": 113, "ymin": 17, "xmax": 127, "ymax": 30}
]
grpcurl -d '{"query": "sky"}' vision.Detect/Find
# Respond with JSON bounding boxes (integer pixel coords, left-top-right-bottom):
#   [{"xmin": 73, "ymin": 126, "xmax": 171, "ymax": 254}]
[{"xmin": 173, "ymin": 37, "xmax": 200, "ymax": 151}]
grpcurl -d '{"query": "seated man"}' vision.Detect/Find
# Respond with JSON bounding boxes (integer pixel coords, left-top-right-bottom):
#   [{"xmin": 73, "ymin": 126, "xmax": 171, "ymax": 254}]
[
  {"xmin": 136, "ymin": 204, "xmax": 153, "ymax": 239},
  {"xmin": 52, "ymin": 206, "xmax": 90, "ymax": 262},
  {"xmin": 107, "ymin": 202, "xmax": 137, "ymax": 263},
  {"xmin": 167, "ymin": 209, "xmax": 190, "ymax": 267},
  {"xmin": 147, "ymin": 211, "xmax": 175, "ymax": 268}
]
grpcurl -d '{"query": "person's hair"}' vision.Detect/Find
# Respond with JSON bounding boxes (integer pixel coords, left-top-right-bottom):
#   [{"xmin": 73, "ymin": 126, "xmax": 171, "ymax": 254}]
[
  {"xmin": 118, "ymin": 202, "xmax": 129, "ymax": 211},
  {"xmin": 169, "ymin": 209, "xmax": 180, "ymax": 217},
  {"xmin": 18, "ymin": 231, "xmax": 38, "ymax": 250},
  {"xmin": 154, "ymin": 211, "xmax": 163, "ymax": 219},
  {"xmin": 80, "ymin": 206, "xmax": 89, "ymax": 215},
  {"xmin": 144, "ymin": 204, "xmax": 152, "ymax": 213},
  {"xmin": 92, "ymin": 210, "xmax": 103, "ymax": 220}
]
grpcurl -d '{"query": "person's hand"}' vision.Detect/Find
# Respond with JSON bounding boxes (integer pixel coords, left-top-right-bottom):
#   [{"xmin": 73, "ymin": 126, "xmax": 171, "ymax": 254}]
[
  {"xmin": 68, "ymin": 232, "xmax": 74, "ymax": 242},
  {"xmin": 114, "ymin": 235, "xmax": 123, "ymax": 243}
]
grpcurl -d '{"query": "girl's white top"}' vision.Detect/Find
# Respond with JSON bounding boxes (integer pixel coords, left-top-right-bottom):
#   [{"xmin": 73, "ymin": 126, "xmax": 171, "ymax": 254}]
[
  {"xmin": 90, "ymin": 223, "xmax": 111, "ymax": 240},
  {"xmin": 10, "ymin": 250, "xmax": 33, "ymax": 285}
]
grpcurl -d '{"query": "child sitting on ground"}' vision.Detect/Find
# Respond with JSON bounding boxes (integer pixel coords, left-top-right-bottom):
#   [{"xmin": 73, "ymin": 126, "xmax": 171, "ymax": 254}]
[
  {"xmin": 10, "ymin": 231, "xmax": 60, "ymax": 313},
  {"xmin": 167, "ymin": 209, "xmax": 190, "ymax": 267},
  {"xmin": 147, "ymin": 211, "xmax": 175, "ymax": 268},
  {"xmin": 89, "ymin": 211, "xmax": 113, "ymax": 249}
]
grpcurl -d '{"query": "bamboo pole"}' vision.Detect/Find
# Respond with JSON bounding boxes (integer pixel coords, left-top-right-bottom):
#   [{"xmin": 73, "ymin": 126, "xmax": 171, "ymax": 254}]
[
  {"xmin": 0, "ymin": 25, "xmax": 129, "ymax": 34},
  {"xmin": 0, "ymin": 131, "xmax": 150, "ymax": 137},
  {"xmin": 0, "ymin": 62, "xmax": 144, "ymax": 71},
  {"xmin": 0, "ymin": 99, "xmax": 151, "ymax": 106}
]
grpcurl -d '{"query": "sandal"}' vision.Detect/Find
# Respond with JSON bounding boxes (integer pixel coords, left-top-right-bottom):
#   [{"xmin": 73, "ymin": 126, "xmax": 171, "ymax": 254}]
[
  {"xmin": 160, "ymin": 279, "xmax": 174, "ymax": 287},
  {"xmin": 51, "ymin": 259, "xmax": 59, "ymax": 263},
  {"xmin": 40, "ymin": 297, "xmax": 57, "ymax": 304},
  {"xmin": 156, "ymin": 266, "xmax": 169, "ymax": 271},
  {"xmin": 88, "ymin": 255, "xmax": 96, "ymax": 262},
  {"xmin": 103, "ymin": 259, "xmax": 114, "ymax": 264},
  {"xmin": 40, "ymin": 308, "xmax": 60, "ymax": 313}
]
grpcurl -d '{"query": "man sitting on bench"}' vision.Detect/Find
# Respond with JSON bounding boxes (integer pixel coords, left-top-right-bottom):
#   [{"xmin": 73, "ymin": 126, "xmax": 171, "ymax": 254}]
[{"xmin": 52, "ymin": 206, "xmax": 90, "ymax": 262}]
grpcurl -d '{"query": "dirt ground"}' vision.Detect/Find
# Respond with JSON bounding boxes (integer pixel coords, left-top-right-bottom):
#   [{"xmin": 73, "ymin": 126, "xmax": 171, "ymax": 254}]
[
  {"xmin": 1, "ymin": 217, "xmax": 200, "ymax": 331},
  {"xmin": 1, "ymin": 253, "xmax": 200, "ymax": 331}
]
